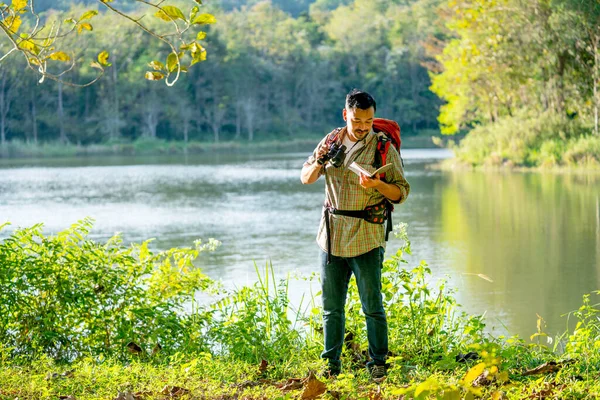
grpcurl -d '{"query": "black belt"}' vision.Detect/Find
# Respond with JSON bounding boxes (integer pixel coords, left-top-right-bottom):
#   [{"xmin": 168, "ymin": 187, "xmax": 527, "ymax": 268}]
[{"xmin": 323, "ymin": 201, "xmax": 393, "ymax": 264}]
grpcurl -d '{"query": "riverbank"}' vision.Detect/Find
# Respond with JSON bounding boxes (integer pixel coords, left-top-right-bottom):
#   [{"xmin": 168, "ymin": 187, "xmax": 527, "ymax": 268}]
[
  {"xmin": 439, "ymin": 113, "xmax": 600, "ymax": 170},
  {"xmin": 0, "ymin": 134, "xmax": 440, "ymax": 159},
  {"xmin": 1, "ymin": 221, "xmax": 600, "ymax": 399}
]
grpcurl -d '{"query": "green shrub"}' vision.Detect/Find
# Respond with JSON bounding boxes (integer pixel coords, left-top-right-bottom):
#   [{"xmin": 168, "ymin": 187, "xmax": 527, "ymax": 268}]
[{"xmin": 0, "ymin": 219, "xmax": 218, "ymax": 361}]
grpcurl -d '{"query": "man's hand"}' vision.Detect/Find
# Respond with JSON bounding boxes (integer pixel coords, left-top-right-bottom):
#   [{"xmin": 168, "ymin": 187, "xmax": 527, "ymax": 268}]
[
  {"xmin": 316, "ymin": 143, "xmax": 331, "ymax": 165},
  {"xmin": 359, "ymin": 173, "xmax": 382, "ymax": 189},
  {"xmin": 360, "ymin": 173, "xmax": 402, "ymax": 202}
]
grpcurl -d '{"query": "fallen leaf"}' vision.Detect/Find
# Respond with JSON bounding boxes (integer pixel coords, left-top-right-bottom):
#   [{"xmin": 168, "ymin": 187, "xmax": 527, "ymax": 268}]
[
  {"xmin": 523, "ymin": 361, "xmax": 560, "ymax": 376},
  {"xmin": 473, "ymin": 370, "xmax": 492, "ymax": 387},
  {"xmin": 528, "ymin": 382, "xmax": 566, "ymax": 399},
  {"xmin": 301, "ymin": 371, "xmax": 327, "ymax": 400},
  {"xmin": 151, "ymin": 343, "xmax": 162, "ymax": 356},
  {"xmin": 160, "ymin": 385, "xmax": 190, "ymax": 398},
  {"xmin": 491, "ymin": 391, "xmax": 508, "ymax": 400},
  {"xmin": 61, "ymin": 370, "xmax": 75, "ymax": 378},
  {"xmin": 59, "ymin": 396, "xmax": 77, "ymax": 400},
  {"xmin": 259, "ymin": 359, "xmax": 268, "ymax": 374},
  {"xmin": 126, "ymin": 342, "xmax": 144, "ymax": 355},
  {"xmin": 276, "ymin": 378, "xmax": 303, "ymax": 391},
  {"xmin": 368, "ymin": 385, "xmax": 383, "ymax": 400},
  {"xmin": 113, "ymin": 392, "xmax": 136, "ymax": 400}
]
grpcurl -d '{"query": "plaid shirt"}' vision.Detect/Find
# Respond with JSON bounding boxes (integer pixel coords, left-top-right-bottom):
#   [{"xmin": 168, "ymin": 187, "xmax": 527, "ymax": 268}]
[{"xmin": 305, "ymin": 128, "xmax": 410, "ymax": 258}]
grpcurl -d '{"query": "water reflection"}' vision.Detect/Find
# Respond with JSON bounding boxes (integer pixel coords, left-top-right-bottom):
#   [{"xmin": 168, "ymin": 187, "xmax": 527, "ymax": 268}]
[{"xmin": 438, "ymin": 171, "xmax": 600, "ymax": 338}]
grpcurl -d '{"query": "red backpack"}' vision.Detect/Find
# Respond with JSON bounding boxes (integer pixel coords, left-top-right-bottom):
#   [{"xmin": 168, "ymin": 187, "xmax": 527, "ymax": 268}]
[{"xmin": 372, "ymin": 118, "xmax": 402, "ymax": 179}]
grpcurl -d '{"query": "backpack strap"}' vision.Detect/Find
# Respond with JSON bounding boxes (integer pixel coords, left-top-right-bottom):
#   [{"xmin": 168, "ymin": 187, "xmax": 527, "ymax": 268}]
[{"xmin": 374, "ymin": 133, "xmax": 392, "ymax": 180}]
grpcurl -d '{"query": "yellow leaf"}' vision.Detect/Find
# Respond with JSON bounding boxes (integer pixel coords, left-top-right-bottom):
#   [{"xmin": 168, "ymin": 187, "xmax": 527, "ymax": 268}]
[
  {"xmin": 148, "ymin": 60, "xmax": 165, "ymax": 71},
  {"xmin": 154, "ymin": 10, "xmax": 172, "ymax": 22},
  {"xmin": 77, "ymin": 22, "xmax": 93, "ymax": 34},
  {"xmin": 49, "ymin": 51, "xmax": 70, "ymax": 62},
  {"xmin": 145, "ymin": 71, "xmax": 165, "ymax": 81},
  {"xmin": 441, "ymin": 389, "xmax": 461, "ymax": 400},
  {"xmin": 80, "ymin": 10, "xmax": 98, "ymax": 21},
  {"xmin": 462, "ymin": 362, "xmax": 486, "ymax": 385},
  {"xmin": 415, "ymin": 377, "xmax": 438, "ymax": 398},
  {"xmin": 196, "ymin": 31, "xmax": 207, "ymax": 40},
  {"xmin": 11, "ymin": 0, "xmax": 27, "ymax": 11},
  {"xmin": 4, "ymin": 15, "xmax": 22, "ymax": 34},
  {"xmin": 19, "ymin": 39, "xmax": 39, "ymax": 54},
  {"xmin": 90, "ymin": 61, "xmax": 103, "ymax": 70},
  {"xmin": 97, "ymin": 50, "xmax": 110, "ymax": 66}
]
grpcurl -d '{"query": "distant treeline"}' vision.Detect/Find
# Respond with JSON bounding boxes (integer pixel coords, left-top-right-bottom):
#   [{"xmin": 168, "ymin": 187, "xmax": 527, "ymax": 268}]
[{"xmin": 0, "ymin": 0, "xmax": 443, "ymax": 146}]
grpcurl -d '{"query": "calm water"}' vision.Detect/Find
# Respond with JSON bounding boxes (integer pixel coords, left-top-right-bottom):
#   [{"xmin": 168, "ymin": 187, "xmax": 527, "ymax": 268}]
[{"xmin": 1, "ymin": 149, "xmax": 599, "ymax": 341}]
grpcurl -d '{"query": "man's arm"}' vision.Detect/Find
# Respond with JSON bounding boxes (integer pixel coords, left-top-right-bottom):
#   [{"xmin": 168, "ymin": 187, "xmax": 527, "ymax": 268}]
[
  {"xmin": 359, "ymin": 146, "xmax": 409, "ymax": 203},
  {"xmin": 301, "ymin": 162, "xmax": 324, "ymax": 184},
  {"xmin": 301, "ymin": 138, "xmax": 330, "ymax": 185}
]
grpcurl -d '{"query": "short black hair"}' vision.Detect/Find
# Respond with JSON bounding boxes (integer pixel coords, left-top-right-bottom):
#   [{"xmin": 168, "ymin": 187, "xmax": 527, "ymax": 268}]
[{"xmin": 345, "ymin": 89, "xmax": 376, "ymax": 112}]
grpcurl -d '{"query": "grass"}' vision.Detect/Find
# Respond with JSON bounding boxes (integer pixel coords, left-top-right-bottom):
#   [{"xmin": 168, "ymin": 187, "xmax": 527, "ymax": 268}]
[{"xmin": 1, "ymin": 221, "xmax": 600, "ymax": 399}]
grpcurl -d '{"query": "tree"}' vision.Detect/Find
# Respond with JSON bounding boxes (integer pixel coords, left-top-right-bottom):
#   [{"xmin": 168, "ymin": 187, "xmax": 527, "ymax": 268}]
[{"xmin": 0, "ymin": 0, "xmax": 216, "ymax": 86}]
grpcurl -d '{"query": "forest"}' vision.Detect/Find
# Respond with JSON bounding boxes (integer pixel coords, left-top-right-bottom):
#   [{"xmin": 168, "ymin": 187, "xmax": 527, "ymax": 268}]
[
  {"xmin": 1, "ymin": 0, "xmax": 599, "ymax": 167},
  {"xmin": 0, "ymin": 0, "xmax": 441, "ymax": 147}
]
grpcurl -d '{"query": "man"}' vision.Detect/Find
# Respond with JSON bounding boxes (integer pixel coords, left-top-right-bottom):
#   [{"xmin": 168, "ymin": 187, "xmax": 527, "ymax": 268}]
[{"xmin": 300, "ymin": 89, "xmax": 410, "ymax": 381}]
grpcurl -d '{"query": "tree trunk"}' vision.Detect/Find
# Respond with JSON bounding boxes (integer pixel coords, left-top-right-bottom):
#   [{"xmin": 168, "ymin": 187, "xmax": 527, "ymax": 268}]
[
  {"xmin": 111, "ymin": 54, "xmax": 120, "ymax": 140},
  {"xmin": 183, "ymin": 117, "xmax": 189, "ymax": 143},
  {"xmin": 58, "ymin": 82, "xmax": 68, "ymax": 144},
  {"xmin": 594, "ymin": 38, "xmax": 599, "ymax": 136},
  {"xmin": 31, "ymin": 91, "xmax": 38, "ymax": 144},
  {"xmin": 0, "ymin": 73, "xmax": 6, "ymax": 147}
]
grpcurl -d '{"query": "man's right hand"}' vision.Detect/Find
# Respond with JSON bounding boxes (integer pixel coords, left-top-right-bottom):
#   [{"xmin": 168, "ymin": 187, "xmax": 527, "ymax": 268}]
[{"xmin": 316, "ymin": 143, "xmax": 331, "ymax": 165}]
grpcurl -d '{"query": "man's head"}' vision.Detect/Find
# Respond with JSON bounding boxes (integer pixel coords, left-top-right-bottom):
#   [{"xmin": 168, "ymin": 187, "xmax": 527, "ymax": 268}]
[{"xmin": 343, "ymin": 89, "xmax": 376, "ymax": 142}]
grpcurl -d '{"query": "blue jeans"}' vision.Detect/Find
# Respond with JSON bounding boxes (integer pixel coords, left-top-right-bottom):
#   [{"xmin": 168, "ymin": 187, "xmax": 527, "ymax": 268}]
[{"xmin": 320, "ymin": 246, "xmax": 388, "ymax": 371}]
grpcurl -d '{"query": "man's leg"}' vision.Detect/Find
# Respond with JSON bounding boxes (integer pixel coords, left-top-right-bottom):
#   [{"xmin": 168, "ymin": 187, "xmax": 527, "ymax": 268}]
[
  {"xmin": 320, "ymin": 249, "xmax": 352, "ymax": 374},
  {"xmin": 349, "ymin": 246, "xmax": 388, "ymax": 367}
]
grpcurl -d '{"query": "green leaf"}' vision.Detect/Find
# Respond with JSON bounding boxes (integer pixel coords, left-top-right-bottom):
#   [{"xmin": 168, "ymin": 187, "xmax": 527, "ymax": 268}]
[
  {"xmin": 155, "ymin": 6, "xmax": 185, "ymax": 22},
  {"xmin": 196, "ymin": 31, "xmax": 206, "ymax": 41},
  {"xmin": 64, "ymin": 18, "xmax": 76, "ymax": 24},
  {"xmin": 77, "ymin": 22, "xmax": 93, "ymax": 34},
  {"xmin": 145, "ymin": 71, "xmax": 165, "ymax": 81},
  {"xmin": 148, "ymin": 60, "xmax": 165, "ymax": 71},
  {"xmin": 48, "ymin": 51, "xmax": 71, "ymax": 62},
  {"xmin": 97, "ymin": 51, "xmax": 111, "ymax": 67},
  {"xmin": 166, "ymin": 53, "xmax": 179, "ymax": 73},
  {"xmin": 191, "ymin": 13, "xmax": 216, "ymax": 25},
  {"xmin": 80, "ymin": 10, "xmax": 98, "ymax": 21}
]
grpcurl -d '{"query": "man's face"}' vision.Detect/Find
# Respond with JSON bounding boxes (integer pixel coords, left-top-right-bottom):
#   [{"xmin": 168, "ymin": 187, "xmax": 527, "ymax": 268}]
[{"xmin": 343, "ymin": 106, "xmax": 374, "ymax": 142}]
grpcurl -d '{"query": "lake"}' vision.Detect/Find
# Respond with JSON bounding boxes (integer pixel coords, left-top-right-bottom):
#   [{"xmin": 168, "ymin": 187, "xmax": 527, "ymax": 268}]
[{"xmin": 1, "ymin": 149, "xmax": 599, "ymax": 341}]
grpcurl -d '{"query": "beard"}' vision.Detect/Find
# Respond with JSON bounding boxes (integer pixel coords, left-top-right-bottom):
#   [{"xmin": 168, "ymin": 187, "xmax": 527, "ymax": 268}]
[{"xmin": 352, "ymin": 129, "xmax": 368, "ymax": 139}]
